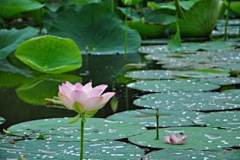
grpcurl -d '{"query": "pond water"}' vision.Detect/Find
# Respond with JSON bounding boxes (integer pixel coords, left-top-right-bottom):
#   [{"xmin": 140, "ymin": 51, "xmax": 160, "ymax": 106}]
[{"xmin": 0, "ymin": 54, "xmax": 143, "ymax": 131}]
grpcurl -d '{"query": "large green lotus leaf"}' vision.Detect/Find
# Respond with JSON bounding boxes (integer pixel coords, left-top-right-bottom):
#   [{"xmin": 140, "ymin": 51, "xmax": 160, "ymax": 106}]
[
  {"xmin": 8, "ymin": 118, "xmax": 146, "ymax": 141},
  {"xmin": 0, "ymin": 27, "xmax": 38, "ymax": 60},
  {"xmin": 16, "ymin": 74, "xmax": 81, "ymax": 105},
  {"xmin": 202, "ymin": 77, "xmax": 240, "ymax": 86},
  {"xmin": 133, "ymin": 92, "xmax": 240, "ymax": 111},
  {"xmin": 127, "ymin": 79, "xmax": 220, "ymax": 93},
  {"xmin": 0, "ymin": 140, "xmax": 144, "ymax": 160},
  {"xmin": 49, "ymin": 3, "xmax": 141, "ymax": 55},
  {"xmin": 171, "ymin": 0, "xmax": 222, "ymax": 37},
  {"xmin": 194, "ymin": 111, "xmax": 240, "ymax": 130},
  {"xmin": 229, "ymin": 1, "xmax": 240, "ymax": 15},
  {"xmin": 0, "ymin": 0, "xmax": 44, "ymax": 19},
  {"xmin": 144, "ymin": 149, "xmax": 240, "ymax": 160},
  {"xmin": 0, "ymin": 116, "xmax": 5, "ymax": 126},
  {"xmin": 128, "ymin": 127, "xmax": 240, "ymax": 149},
  {"xmin": 15, "ymin": 35, "xmax": 82, "ymax": 74},
  {"xmin": 125, "ymin": 70, "xmax": 229, "ymax": 80},
  {"xmin": 128, "ymin": 20, "xmax": 166, "ymax": 38},
  {"xmin": 107, "ymin": 109, "xmax": 200, "ymax": 128},
  {"xmin": 138, "ymin": 41, "xmax": 239, "ymax": 54},
  {"xmin": 222, "ymin": 63, "xmax": 240, "ymax": 73}
]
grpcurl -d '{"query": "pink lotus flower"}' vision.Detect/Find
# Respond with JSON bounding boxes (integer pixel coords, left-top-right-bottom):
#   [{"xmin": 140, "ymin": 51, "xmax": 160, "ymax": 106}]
[
  {"xmin": 58, "ymin": 82, "xmax": 115, "ymax": 114},
  {"xmin": 163, "ymin": 132, "xmax": 187, "ymax": 145}
]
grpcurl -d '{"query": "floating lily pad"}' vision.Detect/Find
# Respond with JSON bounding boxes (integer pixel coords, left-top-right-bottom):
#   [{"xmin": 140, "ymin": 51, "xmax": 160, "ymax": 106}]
[
  {"xmin": 125, "ymin": 70, "xmax": 175, "ymax": 80},
  {"xmin": 8, "ymin": 118, "xmax": 146, "ymax": 142},
  {"xmin": 172, "ymin": 0, "xmax": 222, "ymax": 37},
  {"xmin": 222, "ymin": 63, "xmax": 240, "ymax": 73},
  {"xmin": 0, "ymin": 27, "xmax": 38, "ymax": 60},
  {"xmin": 138, "ymin": 41, "xmax": 239, "ymax": 54},
  {"xmin": 49, "ymin": 3, "xmax": 141, "ymax": 55},
  {"xmin": 203, "ymin": 77, "xmax": 240, "ymax": 85},
  {"xmin": 127, "ymin": 80, "xmax": 220, "ymax": 92},
  {"xmin": 125, "ymin": 70, "xmax": 229, "ymax": 80},
  {"xmin": 0, "ymin": 140, "xmax": 144, "ymax": 160},
  {"xmin": 144, "ymin": 149, "xmax": 240, "ymax": 160},
  {"xmin": 194, "ymin": 111, "xmax": 240, "ymax": 130},
  {"xmin": 0, "ymin": 116, "xmax": 5, "ymax": 126},
  {"xmin": 133, "ymin": 92, "xmax": 240, "ymax": 111},
  {"xmin": 16, "ymin": 74, "xmax": 81, "ymax": 105},
  {"xmin": 107, "ymin": 109, "xmax": 200, "ymax": 128},
  {"xmin": 128, "ymin": 127, "xmax": 240, "ymax": 149},
  {"xmin": 15, "ymin": 35, "xmax": 82, "ymax": 74},
  {"xmin": 0, "ymin": 0, "xmax": 44, "ymax": 19}
]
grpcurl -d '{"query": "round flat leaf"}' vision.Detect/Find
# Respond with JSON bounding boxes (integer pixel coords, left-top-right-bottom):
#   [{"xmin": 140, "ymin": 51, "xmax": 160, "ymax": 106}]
[
  {"xmin": 0, "ymin": 116, "xmax": 5, "ymax": 126},
  {"xmin": 127, "ymin": 80, "xmax": 220, "ymax": 92},
  {"xmin": 144, "ymin": 149, "xmax": 240, "ymax": 160},
  {"xmin": 125, "ymin": 70, "xmax": 175, "ymax": 80},
  {"xmin": 133, "ymin": 92, "xmax": 240, "ymax": 111},
  {"xmin": 15, "ymin": 35, "xmax": 82, "ymax": 74},
  {"xmin": 125, "ymin": 70, "xmax": 229, "ymax": 80},
  {"xmin": 49, "ymin": 3, "xmax": 141, "ymax": 55},
  {"xmin": 203, "ymin": 77, "xmax": 240, "ymax": 85},
  {"xmin": 0, "ymin": 140, "xmax": 144, "ymax": 160},
  {"xmin": 107, "ymin": 109, "xmax": 200, "ymax": 128},
  {"xmin": 139, "ymin": 41, "xmax": 239, "ymax": 54},
  {"xmin": 16, "ymin": 74, "xmax": 81, "ymax": 105},
  {"xmin": 128, "ymin": 127, "xmax": 240, "ymax": 149},
  {"xmin": 0, "ymin": 0, "xmax": 44, "ymax": 19},
  {"xmin": 194, "ymin": 111, "xmax": 240, "ymax": 130},
  {"xmin": 0, "ymin": 27, "xmax": 38, "ymax": 60},
  {"xmin": 8, "ymin": 118, "xmax": 146, "ymax": 142}
]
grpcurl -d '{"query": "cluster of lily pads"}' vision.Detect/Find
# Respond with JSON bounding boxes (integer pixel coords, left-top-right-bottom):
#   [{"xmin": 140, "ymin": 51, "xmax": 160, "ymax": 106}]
[{"xmin": 0, "ymin": 0, "xmax": 240, "ymax": 159}]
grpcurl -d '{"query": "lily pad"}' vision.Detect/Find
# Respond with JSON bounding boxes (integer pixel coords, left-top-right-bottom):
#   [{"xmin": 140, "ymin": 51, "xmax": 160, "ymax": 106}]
[
  {"xmin": 125, "ymin": 70, "xmax": 175, "ymax": 80},
  {"xmin": 0, "ymin": 0, "xmax": 44, "ymax": 19},
  {"xmin": 222, "ymin": 63, "xmax": 240, "ymax": 73},
  {"xmin": 0, "ymin": 116, "xmax": 5, "ymax": 126},
  {"xmin": 138, "ymin": 41, "xmax": 239, "ymax": 54},
  {"xmin": 0, "ymin": 27, "xmax": 38, "ymax": 60},
  {"xmin": 203, "ymin": 77, "xmax": 240, "ymax": 85},
  {"xmin": 16, "ymin": 74, "xmax": 81, "ymax": 105},
  {"xmin": 7, "ymin": 118, "xmax": 146, "ymax": 142},
  {"xmin": 133, "ymin": 92, "xmax": 240, "ymax": 111},
  {"xmin": 49, "ymin": 3, "xmax": 141, "ymax": 55},
  {"xmin": 144, "ymin": 149, "xmax": 240, "ymax": 160},
  {"xmin": 15, "ymin": 35, "xmax": 82, "ymax": 74},
  {"xmin": 127, "ymin": 79, "xmax": 220, "ymax": 92},
  {"xmin": 107, "ymin": 109, "xmax": 200, "ymax": 128},
  {"xmin": 128, "ymin": 127, "xmax": 240, "ymax": 149},
  {"xmin": 194, "ymin": 111, "xmax": 240, "ymax": 130},
  {"xmin": 0, "ymin": 140, "xmax": 144, "ymax": 160},
  {"xmin": 125, "ymin": 70, "xmax": 229, "ymax": 80}
]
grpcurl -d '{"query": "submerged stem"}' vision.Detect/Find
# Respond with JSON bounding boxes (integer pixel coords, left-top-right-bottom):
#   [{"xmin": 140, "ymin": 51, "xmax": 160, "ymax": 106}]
[
  {"xmin": 155, "ymin": 109, "xmax": 160, "ymax": 140},
  {"xmin": 80, "ymin": 113, "xmax": 85, "ymax": 160},
  {"xmin": 124, "ymin": 8, "xmax": 128, "ymax": 59}
]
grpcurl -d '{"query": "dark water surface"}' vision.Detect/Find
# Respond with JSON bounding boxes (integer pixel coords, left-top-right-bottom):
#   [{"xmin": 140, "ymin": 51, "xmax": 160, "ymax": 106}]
[{"xmin": 0, "ymin": 53, "xmax": 143, "ymax": 131}]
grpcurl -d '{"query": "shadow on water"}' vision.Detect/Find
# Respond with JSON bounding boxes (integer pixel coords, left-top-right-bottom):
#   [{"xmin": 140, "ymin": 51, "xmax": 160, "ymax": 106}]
[{"xmin": 0, "ymin": 53, "xmax": 143, "ymax": 131}]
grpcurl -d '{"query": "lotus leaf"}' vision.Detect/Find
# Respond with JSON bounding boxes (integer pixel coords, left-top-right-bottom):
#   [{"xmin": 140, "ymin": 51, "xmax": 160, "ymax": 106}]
[
  {"xmin": 0, "ymin": 27, "xmax": 38, "ymax": 60},
  {"xmin": 15, "ymin": 35, "xmax": 82, "ymax": 74},
  {"xmin": 7, "ymin": 118, "xmax": 146, "ymax": 141},
  {"xmin": 0, "ymin": 139, "xmax": 144, "ymax": 160},
  {"xmin": 0, "ymin": 0, "xmax": 44, "ymax": 19},
  {"xmin": 128, "ymin": 127, "xmax": 240, "ymax": 149},
  {"xmin": 49, "ymin": 3, "xmax": 141, "ymax": 55}
]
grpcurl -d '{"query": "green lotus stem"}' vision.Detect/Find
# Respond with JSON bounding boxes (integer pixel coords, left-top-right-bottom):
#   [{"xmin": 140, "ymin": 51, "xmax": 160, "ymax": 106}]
[
  {"xmin": 174, "ymin": 0, "xmax": 185, "ymax": 20},
  {"xmin": 124, "ymin": 8, "xmax": 128, "ymax": 58},
  {"xmin": 130, "ymin": 8, "xmax": 133, "ymax": 20},
  {"xmin": 80, "ymin": 113, "xmax": 85, "ymax": 160},
  {"xmin": 111, "ymin": 0, "xmax": 114, "ymax": 12},
  {"xmin": 155, "ymin": 109, "xmax": 160, "ymax": 140},
  {"xmin": 224, "ymin": 0, "xmax": 231, "ymax": 41}
]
